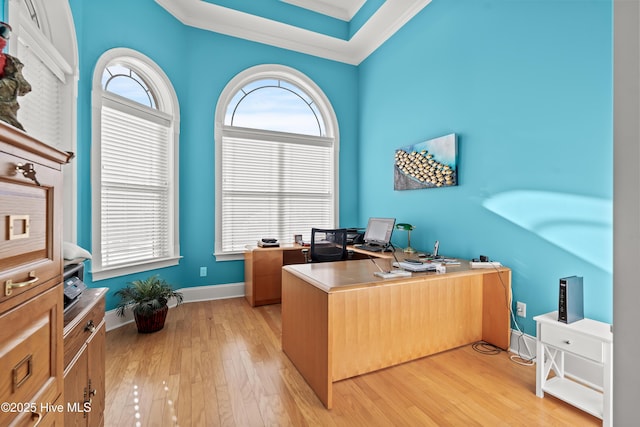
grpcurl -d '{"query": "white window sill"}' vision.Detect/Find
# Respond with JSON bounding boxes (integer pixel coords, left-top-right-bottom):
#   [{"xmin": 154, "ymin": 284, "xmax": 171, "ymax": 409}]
[
  {"xmin": 213, "ymin": 251, "xmax": 244, "ymax": 262},
  {"xmin": 90, "ymin": 256, "xmax": 182, "ymax": 281}
]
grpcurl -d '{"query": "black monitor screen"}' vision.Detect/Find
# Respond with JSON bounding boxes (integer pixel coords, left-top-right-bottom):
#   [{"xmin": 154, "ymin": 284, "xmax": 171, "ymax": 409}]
[{"xmin": 363, "ymin": 217, "xmax": 396, "ymax": 246}]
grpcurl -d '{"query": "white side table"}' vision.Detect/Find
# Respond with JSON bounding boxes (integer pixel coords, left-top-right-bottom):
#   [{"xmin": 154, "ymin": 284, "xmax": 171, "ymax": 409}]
[{"xmin": 534, "ymin": 311, "xmax": 613, "ymax": 426}]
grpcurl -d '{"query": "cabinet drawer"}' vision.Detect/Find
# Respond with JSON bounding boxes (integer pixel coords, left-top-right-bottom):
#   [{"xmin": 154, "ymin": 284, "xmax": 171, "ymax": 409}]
[
  {"xmin": 0, "ymin": 150, "xmax": 63, "ymax": 304},
  {"xmin": 63, "ymin": 297, "xmax": 106, "ymax": 368},
  {"xmin": 8, "ymin": 396, "xmax": 64, "ymax": 427},
  {"xmin": 540, "ymin": 322, "xmax": 603, "ymax": 363},
  {"xmin": 0, "ymin": 285, "xmax": 63, "ymax": 427}
]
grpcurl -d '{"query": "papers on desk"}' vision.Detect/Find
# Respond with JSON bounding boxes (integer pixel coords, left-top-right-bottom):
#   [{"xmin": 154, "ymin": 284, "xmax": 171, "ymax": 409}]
[
  {"xmin": 393, "ymin": 261, "xmax": 437, "ymax": 272},
  {"xmin": 374, "ymin": 270, "xmax": 412, "ymax": 279}
]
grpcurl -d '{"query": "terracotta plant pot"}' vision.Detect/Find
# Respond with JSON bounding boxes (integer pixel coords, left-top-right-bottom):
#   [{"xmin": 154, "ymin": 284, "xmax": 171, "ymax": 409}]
[{"xmin": 134, "ymin": 305, "xmax": 169, "ymax": 333}]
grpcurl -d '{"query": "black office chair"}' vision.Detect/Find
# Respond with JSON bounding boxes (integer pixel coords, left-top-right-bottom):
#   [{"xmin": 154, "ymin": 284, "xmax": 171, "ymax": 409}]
[{"xmin": 303, "ymin": 228, "xmax": 348, "ymax": 263}]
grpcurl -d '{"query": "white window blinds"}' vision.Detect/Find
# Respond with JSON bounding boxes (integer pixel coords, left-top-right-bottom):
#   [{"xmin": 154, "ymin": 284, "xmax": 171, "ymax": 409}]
[
  {"xmin": 16, "ymin": 36, "xmax": 63, "ymax": 149},
  {"xmin": 99, "ymin": 99, "xmax": 172, "ymax": 268},
  {"xmin": 220, "ymin": 128, "xmax": 334, "ymax": 252}
]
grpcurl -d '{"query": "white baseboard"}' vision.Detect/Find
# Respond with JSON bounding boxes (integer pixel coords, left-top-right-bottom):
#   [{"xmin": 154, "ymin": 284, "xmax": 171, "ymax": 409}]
[
  {"xmin": 105, "ymin": 282, "xmax": 245, "ymax": 331},
  {"xmin": 509, "ymin": 328, "xmax": 603, "ymax": 389},
  {"xmin": 509, "ymin": 329, "xmax": 537, "ymax": 360}
]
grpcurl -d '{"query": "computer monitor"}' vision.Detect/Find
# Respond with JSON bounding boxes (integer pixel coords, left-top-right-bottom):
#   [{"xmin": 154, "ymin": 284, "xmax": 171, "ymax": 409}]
[{"xmin": 363, "ymin": 217, "xmax": 396, "ymax": 247}]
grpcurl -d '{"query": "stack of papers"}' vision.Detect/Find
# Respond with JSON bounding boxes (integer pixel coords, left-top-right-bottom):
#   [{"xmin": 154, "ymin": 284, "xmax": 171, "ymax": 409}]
[
  {"xmin": 374, "ymin": 270, "xmax": 412, "ymax": 279},
  {"xmin": 393, "ymin": 261, "xmax": 437, "ymax": 272}
]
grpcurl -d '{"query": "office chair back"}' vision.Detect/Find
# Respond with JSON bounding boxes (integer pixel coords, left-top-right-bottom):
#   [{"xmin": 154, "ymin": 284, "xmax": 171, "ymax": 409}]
[{"xmin": 310, "ymin": 228, "xmax": 348, "ymax": 263}]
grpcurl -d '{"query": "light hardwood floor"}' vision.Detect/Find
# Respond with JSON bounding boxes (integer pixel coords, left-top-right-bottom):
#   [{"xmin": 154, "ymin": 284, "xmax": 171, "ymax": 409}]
[{"xmin": 105, "ymin": 298, "xmax": 600, "ymax": 426}]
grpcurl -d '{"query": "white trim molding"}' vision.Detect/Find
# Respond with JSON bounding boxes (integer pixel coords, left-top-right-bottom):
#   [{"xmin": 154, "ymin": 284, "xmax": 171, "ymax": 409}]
[
  {"xmin": 154, "ymin": 0, "xmax": 432, "ymax": 65},
  {"xmin": 281, "ymin": 0, "xmax": 366, "ymax": 21}
]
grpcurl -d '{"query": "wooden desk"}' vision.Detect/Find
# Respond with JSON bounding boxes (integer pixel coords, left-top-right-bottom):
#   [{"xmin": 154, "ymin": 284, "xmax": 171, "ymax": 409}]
[
  {"xmin": 243, "ymin": 243, "xmax": 371, "ymax": 306},
  {"xmin": 281, "ymin": 259, "xmax": 511, "ymax": 409},
  {"xmin": 244, "ymin": 244, "xmax": 305, "ymax": 306}
]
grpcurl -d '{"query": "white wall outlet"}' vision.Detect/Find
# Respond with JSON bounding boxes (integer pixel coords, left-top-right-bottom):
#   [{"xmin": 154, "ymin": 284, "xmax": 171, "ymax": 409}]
[
  {"xmin": 516, "ymin": 301, "xmax": 526, "ymax": 318},
  {"xmin": 200, "ymin": 266, "xmax": 207, "ymax": 277}
]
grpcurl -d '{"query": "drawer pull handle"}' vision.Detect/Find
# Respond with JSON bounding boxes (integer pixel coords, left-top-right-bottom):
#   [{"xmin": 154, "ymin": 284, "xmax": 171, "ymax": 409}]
[
  {"xmin": 5, "ymin": 271, "xmax": 39, "ymax": 296},
  {"xmin": 31, "ymin": 411, "xmax": 42, "ymax": 427},
  {"xmin": 16, "ymin": 162, "xmax": 41, "ymax": 186},
  {"xmin": 564, "ymin": 340, "xmax": 572, "ymax": 345},
  {"xmin": 12, "ymin": 353, "xmax": 33, "ymax": 391},
  {"xmin": 85, "ymin": 320, "xmax": 96, "ymax": 333},
  {"xmin": 8, "ymin": 214, "xmax": 30, "ymax": 240}
]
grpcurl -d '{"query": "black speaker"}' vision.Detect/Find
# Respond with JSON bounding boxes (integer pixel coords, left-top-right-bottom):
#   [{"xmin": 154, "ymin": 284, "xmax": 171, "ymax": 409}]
[{"xmin": 558, "ymin": 276, "xmax": 584, "ymax": 324}]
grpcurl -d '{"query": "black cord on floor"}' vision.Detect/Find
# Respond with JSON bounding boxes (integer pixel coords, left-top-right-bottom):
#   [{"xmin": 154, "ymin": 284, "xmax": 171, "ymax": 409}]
[{"xmin": 471, "ymin": 341, "xmax": 502, "ymax": 355}]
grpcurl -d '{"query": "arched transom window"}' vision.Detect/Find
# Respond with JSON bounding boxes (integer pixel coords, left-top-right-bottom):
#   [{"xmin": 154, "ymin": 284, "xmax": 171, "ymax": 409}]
[
  {"xmin": 215, "ymin": 65, "xmax": 339, "ymax": 258},
  {"xmin": 102, "ymin": 64, "xmax": 158, "ymax": 109},
  {"xmin": 224, "ymin": 78, "xmax": 326, "ymax": 136}
]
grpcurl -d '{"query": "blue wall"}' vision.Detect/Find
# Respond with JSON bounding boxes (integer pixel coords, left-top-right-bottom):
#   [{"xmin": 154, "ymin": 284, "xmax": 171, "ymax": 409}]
[
  {"xmin": 358, "ymin": 0, "xmax": 613, "ymax": 334},
  {"xmin": 69, "ymin": 0, "xmax": 359, "ymax": 310},
  {"xmin": 69, "ymin": 0, "xmax": 613, "ymax": 332}
]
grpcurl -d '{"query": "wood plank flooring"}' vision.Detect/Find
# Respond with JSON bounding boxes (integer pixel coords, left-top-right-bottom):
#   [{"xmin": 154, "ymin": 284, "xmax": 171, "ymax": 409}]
[{"xmin": 104, "ymin": 297, "xmax": 600, "ymax": 426}]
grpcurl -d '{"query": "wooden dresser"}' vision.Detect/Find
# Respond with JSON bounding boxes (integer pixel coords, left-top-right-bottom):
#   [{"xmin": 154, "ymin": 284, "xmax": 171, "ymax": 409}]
[
  {"xmin": 0, "ymin": 122, "xmax": 71, "ymax": 426},
  {"xmin": 63, "ymin": 287, "xmax": 107, "ymax": 427}
]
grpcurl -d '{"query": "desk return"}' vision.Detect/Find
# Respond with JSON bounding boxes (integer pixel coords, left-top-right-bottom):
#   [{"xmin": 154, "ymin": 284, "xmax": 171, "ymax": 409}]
[{"xmin": 244, "ymin": 244, "xmax": 369, "ymax": 307}]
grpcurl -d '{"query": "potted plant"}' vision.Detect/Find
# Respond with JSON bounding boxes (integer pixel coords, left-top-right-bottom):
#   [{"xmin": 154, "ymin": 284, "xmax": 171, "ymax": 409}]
[{"xmin": 114, "ymin": 275, "xmax": 183, "ymax": 333}]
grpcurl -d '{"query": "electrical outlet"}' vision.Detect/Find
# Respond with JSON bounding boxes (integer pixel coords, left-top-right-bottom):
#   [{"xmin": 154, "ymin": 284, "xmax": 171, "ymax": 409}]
[
  {"xmin": 516, "ymin": 301, "xmax": 526, "ymax": 318},
  {"xmin": 200, "ymin": 266, "xmax": 207, "ymax": 277}
]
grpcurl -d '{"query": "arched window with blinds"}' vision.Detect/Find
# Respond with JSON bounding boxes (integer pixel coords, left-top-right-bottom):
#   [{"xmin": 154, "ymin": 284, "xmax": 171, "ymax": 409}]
[
  {"xmin": 215, "ymin": 65, "xmax": 339, "ymax": 258},
  {"xmin": 91, "ymin": 49, "xmax": 180, "ymax": 280}
]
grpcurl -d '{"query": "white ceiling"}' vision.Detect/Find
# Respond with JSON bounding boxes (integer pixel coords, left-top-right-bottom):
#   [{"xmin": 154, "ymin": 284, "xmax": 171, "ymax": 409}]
[{"xmin": 154, "ymin": 0, "xmax": 431, "ymax": 65}]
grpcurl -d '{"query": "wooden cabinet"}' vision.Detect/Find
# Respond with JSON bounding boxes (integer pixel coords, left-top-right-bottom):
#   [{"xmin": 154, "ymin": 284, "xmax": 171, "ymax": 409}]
[
  {"xmin": 63, "ymin": 288, "xmax": 107, "ymax": 427},
  {"xmin": 0, "ymin": 123, "xmax": 70, "ymax": 426},
  {"xmin": 7, "ymin": 397, "xmax": 65, "ymax": 426},
  {"xmin": 244, "ymin": 244, "xmax": 367, "ymax": 307},
  {"xmin": 244, "ymin": 246, "xmax": 286, "ymax": 306},
  {"xmin": 0, "ymin": 284, "xmax": 64, "ymax": 426},
  {"xmin": 535, "ymin": 311, "xmax": 613, "ymax": 426}
]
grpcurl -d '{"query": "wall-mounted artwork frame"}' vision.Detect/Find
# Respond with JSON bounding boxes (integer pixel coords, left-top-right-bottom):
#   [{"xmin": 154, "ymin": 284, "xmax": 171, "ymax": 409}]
[{"xmin": 394, "ymin": 133, "xmax": 458, "ymax": 191}]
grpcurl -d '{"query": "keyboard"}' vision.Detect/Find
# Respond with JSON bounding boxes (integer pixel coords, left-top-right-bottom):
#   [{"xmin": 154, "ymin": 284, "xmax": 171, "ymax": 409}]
[{"xmin": 360, "ymin": 244, "xmax": 384, "ymax": 252}]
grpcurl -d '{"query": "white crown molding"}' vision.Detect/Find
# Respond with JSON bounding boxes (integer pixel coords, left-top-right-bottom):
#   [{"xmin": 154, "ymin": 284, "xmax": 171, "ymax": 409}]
[
  {"xmin": 154, "ymin": 0, "xmax": 431, "ymax": 65},
  {"xmin": 280, "ymin": 0, "xmax": 365, "ymax": 21}
]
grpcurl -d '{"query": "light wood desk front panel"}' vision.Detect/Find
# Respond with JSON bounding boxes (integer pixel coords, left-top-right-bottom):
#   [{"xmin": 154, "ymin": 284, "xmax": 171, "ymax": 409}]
[
  {"xmin": 281, "ymin": 260, "xmax": 511, "ymax": 409},
  {"xmin": 482, "ymin": 268, "xmax": 511, "ymax": 350},
  {"xmin": 331, "ymin": 274, "xmax": 483, "ymax": 382},
  {"xmin": 281, "ymin": 270, "xmax": 331, "ymax": 407}
]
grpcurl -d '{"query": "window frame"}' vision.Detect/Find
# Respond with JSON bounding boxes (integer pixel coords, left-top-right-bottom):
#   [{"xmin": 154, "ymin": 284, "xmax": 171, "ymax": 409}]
[
  {"xmin": 214, "ymin": 64, "xmax": 340, "ymax": 260},
  {"xmin": 91, "ymin": 48, "xmax": 181, "ymax": 280}
]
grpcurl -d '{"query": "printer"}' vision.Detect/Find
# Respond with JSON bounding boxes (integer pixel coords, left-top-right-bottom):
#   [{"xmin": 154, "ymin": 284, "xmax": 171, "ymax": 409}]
[{"xmin": 63, "ymin": 263, "xmax": 87, "ymax": 312}]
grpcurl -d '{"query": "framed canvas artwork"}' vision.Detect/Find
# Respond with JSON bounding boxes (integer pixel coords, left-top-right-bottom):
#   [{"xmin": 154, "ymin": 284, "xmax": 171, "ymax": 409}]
[{"xmin": 394, "ymin": 133, "xmax": 457, "ymax": 190}]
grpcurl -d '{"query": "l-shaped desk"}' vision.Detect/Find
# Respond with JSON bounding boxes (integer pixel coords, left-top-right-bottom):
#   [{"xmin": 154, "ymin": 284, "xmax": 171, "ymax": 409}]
[{"xmin": 280, "ymin": 254, "xmax": 511, "ymax": 409}]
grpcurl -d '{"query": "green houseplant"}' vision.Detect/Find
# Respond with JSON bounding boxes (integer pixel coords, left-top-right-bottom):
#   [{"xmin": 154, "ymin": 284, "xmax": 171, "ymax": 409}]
[{"xmin": 114, "ymin": 275, "xmax": 183, "ymax": 333}]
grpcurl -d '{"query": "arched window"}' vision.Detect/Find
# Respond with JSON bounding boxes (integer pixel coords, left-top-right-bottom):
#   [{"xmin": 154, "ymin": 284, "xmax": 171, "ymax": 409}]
[
  {"xmin": 215, "ymin": 65, "xmax": 339, "ymax": 258},
  {"xmin": 224, "ymin": 78, "xmax": 326, "ymax": 136},
  {"xmin": 91, "ymin": 48, "xmax": 180, "ymax": 280}
]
